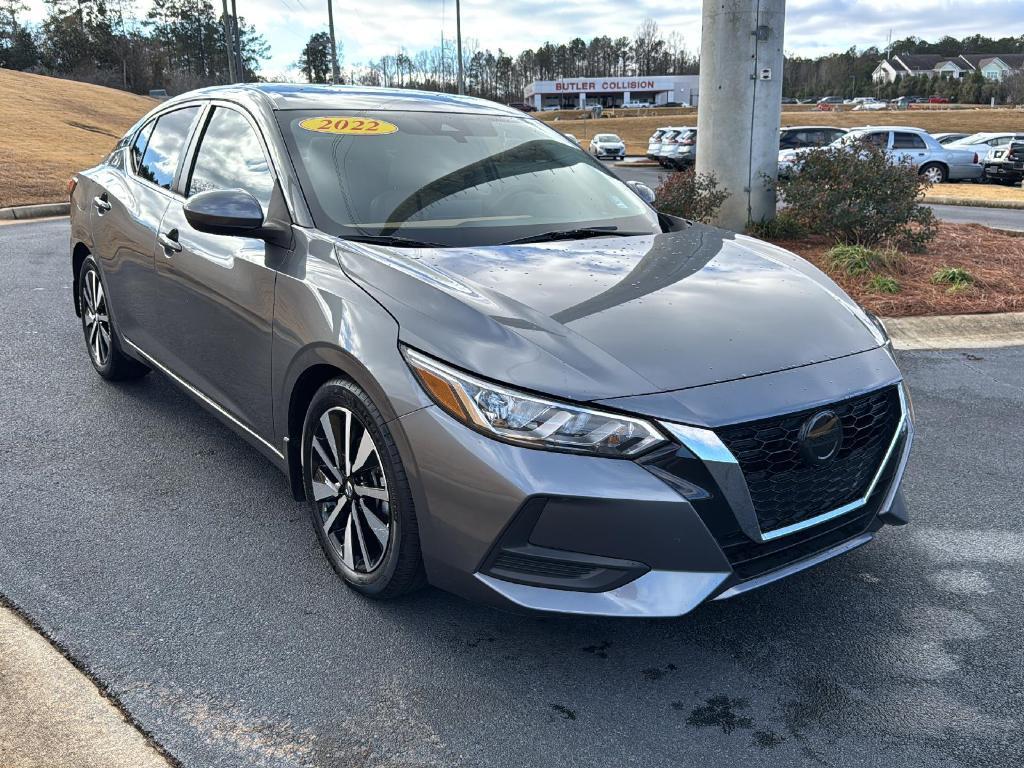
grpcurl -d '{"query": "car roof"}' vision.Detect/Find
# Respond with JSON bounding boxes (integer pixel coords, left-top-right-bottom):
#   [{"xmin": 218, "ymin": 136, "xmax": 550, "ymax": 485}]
[
  {"xmin": 849, "ymin": 125, "xmax": 928, "ymax": 133},
  {"xmin": 782, "ymin": 125, "xmax": 848, "ymax": 131},
  {"xmin": 160, "ymin": 83, "xmax": 525, "ymax": 117}
]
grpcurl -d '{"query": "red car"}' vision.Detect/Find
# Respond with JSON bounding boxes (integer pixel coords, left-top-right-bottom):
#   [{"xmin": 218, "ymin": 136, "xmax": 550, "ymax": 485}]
[{"xmin": 928, "ymin": 96, "xmax": 949, "ymax": 104}]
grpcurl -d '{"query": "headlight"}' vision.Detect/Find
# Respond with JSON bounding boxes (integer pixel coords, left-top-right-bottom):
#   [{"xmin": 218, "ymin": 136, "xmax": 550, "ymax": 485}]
[
  {"xmin": 403, "ymin": 347, "xmax": 666, "ymax": 458},
  {"xmin": 863, "ymin": 310, "xmax": 894, "ymax": 355}
]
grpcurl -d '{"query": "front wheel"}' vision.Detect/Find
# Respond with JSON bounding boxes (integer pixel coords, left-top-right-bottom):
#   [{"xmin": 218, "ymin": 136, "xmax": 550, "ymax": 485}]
[
  {"xmin": 919, "ymin": 163, "xmax": 948, "ymax": 185},
  {"xmin": 78, "ymin": 257, "xmax": 149, "ymax": 381},
  {"xmin": 302, "ymin": 378, "xmax": 425, "ymax": 598}
]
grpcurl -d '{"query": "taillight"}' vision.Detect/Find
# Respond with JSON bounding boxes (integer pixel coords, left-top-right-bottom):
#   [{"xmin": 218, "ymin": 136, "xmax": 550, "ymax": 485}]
[
  {"xmin": 67, "ymin": 176, "xmax": 78, "ymax": 199},
  {"xmin": 681, "ymin": 137, "xmax": 695, "ymax": 146}
]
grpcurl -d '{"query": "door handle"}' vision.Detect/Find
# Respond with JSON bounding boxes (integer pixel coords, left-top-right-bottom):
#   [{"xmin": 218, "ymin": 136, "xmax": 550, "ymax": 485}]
[
  {"xmin": 92, "ymin": 195, "xmax": 111, "ymax": 213},
  {"xmin": 158, "ymin": 229, "xmax": 182, "ymax": 253}
]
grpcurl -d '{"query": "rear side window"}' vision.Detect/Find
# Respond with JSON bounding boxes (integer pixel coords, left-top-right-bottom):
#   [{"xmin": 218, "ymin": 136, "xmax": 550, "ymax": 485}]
[
  {"xmin": 892, "ymin": 132, "xmax": 926, "ymax": 149},
  {"xmin": 130, "ymin": 121, "xmax": 155, "ymax": 173},
  {"xmin": 187, "ymin": 106, "xmax": 274, "ymax": 210},
  {"xmin": 137, "ymin": 106, "xmax": 201, "ymax": 190}
]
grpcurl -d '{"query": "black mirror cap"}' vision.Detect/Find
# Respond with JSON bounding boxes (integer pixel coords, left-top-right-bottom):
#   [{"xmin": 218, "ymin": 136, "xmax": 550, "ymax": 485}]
[
  {"xmin": 184, "ymin": 189, "xmax": 264, "ymax": 237},
  {"xmin": 626, "ymin": 179, "xmax": 657, "ymax": 206}
]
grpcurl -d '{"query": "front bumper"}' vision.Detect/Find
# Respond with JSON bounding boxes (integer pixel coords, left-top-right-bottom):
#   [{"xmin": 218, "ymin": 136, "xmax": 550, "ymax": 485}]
[{"xmin": 397, "ymin": 361, "xmax": 913, "ymax": 618}]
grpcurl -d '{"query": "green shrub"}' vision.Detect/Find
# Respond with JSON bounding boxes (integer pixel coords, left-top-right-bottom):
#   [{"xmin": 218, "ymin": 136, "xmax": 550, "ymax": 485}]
[
  {"xmin": 746, "ymin": 211, "xmax": 807, "ymax": 240},
  {"xmin": 655, "ymin": 169, "xmax": 728, "ymax": 224},
  {"xmin": 868, "ymin": 275, "xmax": 901, "ymax": 294},
  {"xmin": 931, "ymin": 267, "xmax": 975, "ymax": 292},
  {"xmin": 826, "ymin": 244, "xmax": 905, "ymax": 276},
  {"xmin": 777, "ymin": 140, "xmax": 937, "ymax": 251}
]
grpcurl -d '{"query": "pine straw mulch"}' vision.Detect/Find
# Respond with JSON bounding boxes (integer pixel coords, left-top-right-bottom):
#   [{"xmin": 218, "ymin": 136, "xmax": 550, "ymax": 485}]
[{"xmin": 771, "ymin": 222, "xmax": 1024, "ymax": 317}]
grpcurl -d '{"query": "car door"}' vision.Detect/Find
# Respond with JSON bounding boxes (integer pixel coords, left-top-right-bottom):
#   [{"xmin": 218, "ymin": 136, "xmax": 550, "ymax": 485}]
[
  {"xmin": 87, "ymin": 110, "xmax": 201, "ymax": 349},
  {"xmin": 152, "ymin": 103, "xmax": 281, "ymax": 441},
  {"xmin": 891, "ymin": 131, "xmax": 928, "ymax": 168}
]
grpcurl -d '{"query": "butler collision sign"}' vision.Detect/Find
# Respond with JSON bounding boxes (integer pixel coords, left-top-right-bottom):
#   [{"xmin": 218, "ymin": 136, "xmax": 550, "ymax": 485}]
[{"xmin": 525, "ymin": 75, "xmax": 699, "ymax": 109}]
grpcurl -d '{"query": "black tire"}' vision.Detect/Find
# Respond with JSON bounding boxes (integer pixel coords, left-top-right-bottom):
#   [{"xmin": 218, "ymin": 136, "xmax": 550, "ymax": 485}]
[
  {"xmin": 919, "ymin": 162, "xmax": 948, "ymax": 184},
  {"xmin": 302, "ymin": 377, "xmax": 426, "ymax": 598},
  {"xmin": 78, "ymin": 257, "xmax": 149, "ymax": 381}
]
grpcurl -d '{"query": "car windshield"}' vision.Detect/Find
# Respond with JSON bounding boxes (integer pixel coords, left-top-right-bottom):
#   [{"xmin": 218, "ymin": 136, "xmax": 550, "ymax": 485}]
[
  {"xmin": 279, "ymin": 110, "xmax": 659, "ymax": 247},
  {"xmin": 595, "ymin": 134, "xmax": 621, "ymax": 142}
]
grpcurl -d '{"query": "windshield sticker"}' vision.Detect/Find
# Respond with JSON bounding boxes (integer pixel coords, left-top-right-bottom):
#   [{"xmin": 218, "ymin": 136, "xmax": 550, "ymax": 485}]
[{"xmin": 298, "ymin": 116, "xmax": 399, "ymax": 136}]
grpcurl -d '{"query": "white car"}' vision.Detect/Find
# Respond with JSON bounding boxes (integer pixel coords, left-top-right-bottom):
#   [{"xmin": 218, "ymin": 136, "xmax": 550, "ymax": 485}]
[
  {"xmin": 646, "ymin": 127, "xmax": 673, "ymax": 160},
  {"xmin": 945, "ymin": 132, "xmax": 1024, "ymax": 163},
  {"xmin": 853, "ymin": 100, "xmax": 888, "ymax": 112},
  {"xmin": 589, "ymin": 133, "xmax": 626, "ymax": 160},
  {"xmin": 778, "ymin": 126, "xmax": 983, "ymax": 183},
  {"xmin": 563, "ymin": 133, "xmax": 579, "ymax": 145}
]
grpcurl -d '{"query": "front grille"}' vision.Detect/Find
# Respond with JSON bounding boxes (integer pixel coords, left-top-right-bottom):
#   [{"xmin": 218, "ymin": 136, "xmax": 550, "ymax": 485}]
[
  {"xmin": 715, "ymin": 386, "xmax": 901, "ymax": 534},
  {"xmin": 491, "ymin": 552, "xmax": 599, "ymax": 580}
]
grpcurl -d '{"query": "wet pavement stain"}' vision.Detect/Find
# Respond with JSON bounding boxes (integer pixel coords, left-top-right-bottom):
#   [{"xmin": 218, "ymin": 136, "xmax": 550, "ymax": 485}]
[
  {"xmin": 642, "ymin": 663, "xmax": 678, "ymax": 681},
  {"xmin": 550, "ymin": 704, "xmax": 577, "ymax": 721},
  {"xmin": 680, "ymin": 696, "xmax": 754, "ymax": 734},
  {"xmin": 752, "ymin": 729, "xmax": 786, "ymax": 749},
  {"xmin": 581, "ymin": 641, "xmax": 611, "ymax": 658}
]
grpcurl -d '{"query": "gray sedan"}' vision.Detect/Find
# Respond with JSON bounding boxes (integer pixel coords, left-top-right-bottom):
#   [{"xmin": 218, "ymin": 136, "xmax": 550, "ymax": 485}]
[
  {"xmin": 68, "ymin": 84, "xmax": 912, "ymax": 618},
  {"xmin": 780, "ymin": 126, "xmax": 983, "ymax": 183}
]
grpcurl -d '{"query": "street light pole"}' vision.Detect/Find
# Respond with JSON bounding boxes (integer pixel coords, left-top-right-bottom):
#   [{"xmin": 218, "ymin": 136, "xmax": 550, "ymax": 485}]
[
  {"xmin": 220, "ymin": 0, "xmax": 236, "ymax": 82},
  {"xmin": 455, "ymin": 0, "xmax": 464, "ymax": 94},
  {"xmin": 327, "ymin": 0, "xmax": 341, "ymax": 84}
]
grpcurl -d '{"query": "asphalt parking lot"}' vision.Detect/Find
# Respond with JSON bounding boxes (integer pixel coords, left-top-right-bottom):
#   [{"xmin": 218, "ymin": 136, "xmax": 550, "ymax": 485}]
[
  {"xmin": 607, "ymin": 162, "xmax": 1024, "ymax": 231},
  {"xmin": 2, "ymin": 217, "xmax": 1022, "ymax": 768}
]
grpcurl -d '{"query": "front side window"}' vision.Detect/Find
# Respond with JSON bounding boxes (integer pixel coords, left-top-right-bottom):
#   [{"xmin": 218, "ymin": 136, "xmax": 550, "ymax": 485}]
[
  {"xmin": 138, "ymin": 106, "xmax": 201, "ymax": 190},
  {"xmin": 188, "ymin": 107, "xmax": 274, "ymax": 210},
  {"xmin": 278, "ymin": 110, "xmax": 660, "ymax": 247}
]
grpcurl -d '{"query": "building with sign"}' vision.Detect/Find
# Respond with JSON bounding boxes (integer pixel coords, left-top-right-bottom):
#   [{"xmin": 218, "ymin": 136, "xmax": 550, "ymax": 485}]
[{"xmin": 524, "ymin": 75, "xmax": 700, "ymax": 110}]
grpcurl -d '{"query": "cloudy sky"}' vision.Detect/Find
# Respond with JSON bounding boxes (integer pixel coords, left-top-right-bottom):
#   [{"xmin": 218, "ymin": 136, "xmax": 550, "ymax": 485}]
[{"xmin": 21, "ymin": 0, "xmax": 1024, "ymax": 79}]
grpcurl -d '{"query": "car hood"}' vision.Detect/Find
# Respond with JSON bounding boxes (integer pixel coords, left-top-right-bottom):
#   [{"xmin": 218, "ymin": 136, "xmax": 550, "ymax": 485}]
[{"xmin": 336, "ymin": 225, "xmax": 884, "ymax": 402}]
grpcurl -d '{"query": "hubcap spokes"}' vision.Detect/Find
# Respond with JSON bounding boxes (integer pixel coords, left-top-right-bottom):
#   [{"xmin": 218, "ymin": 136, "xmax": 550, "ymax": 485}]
[
  {"xmin": 83, "ymin": 270, "xmax": 111, "ymax": 366},
  {"xmin": 310, "ymin": 406, "xmax": 391, "ymax": 573}
]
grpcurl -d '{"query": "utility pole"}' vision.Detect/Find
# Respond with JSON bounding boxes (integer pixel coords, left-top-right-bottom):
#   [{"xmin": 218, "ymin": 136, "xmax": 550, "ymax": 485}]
[
  {"xmin": 327, "ymin": 0, "xmax": 341, "ymax": 84},
  {"xmin": 221, "ymin": 0, "xmax": 236, "ymax": 83},
  {"xmin": 455, "ymin": 0, "xmax": 464, "ymax": 95},
  {"xmin": 695, "ymin": 0, "xmax": 786, "ymax": 231},
  {"xmin": 230, "ymin": 0, "xmax": 244, "ymax": 82}
]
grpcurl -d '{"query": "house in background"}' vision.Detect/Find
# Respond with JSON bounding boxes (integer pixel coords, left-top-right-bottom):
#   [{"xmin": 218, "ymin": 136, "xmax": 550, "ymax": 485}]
[{"xmin": 872, "ymin": 53, "xmax": 1024, "ymax": 83}]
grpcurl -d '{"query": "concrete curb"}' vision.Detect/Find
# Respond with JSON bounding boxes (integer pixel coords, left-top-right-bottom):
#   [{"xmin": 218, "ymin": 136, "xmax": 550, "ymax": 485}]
[
  {"xmin": 924, "ymin": 195, "xmax": 1024, "ymax": 210},
  {"xmin": 0, "ymin": 202, "xmax": 71, "ymax": 221},
  {"xmin": 882, "ymin": 311, "xmax": 1024, "ymax": 350}
]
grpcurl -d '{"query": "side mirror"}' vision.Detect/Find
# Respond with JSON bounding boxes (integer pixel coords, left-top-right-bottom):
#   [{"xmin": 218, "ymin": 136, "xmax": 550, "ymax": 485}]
[
  {"xmin": 626, "ymin": 180, "xmax": 657, "ymax": 206},
  {"xmin": 184, "ymin": 189, "xmax": 264, "ymax": 237}
]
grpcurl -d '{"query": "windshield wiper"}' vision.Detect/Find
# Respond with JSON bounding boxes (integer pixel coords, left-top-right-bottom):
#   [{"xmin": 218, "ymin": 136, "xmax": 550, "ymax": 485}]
[
  {"xmin": 341, "ymin": 234, "xmax": 447, "ymax": 248},
  {"xmin": 500, "ymin": 227, "xmax": 644, "ymax": 246}
]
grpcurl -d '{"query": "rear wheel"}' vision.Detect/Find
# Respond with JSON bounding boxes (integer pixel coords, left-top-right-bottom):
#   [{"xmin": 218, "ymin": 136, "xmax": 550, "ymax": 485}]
[
  {"xmin": 78, "ymin": 257, "xmax": 149, "ymax": 381},
  {"xmin": 919, "ymin": 163, "xmax": 948, "ymax": 185},
  {"xmin": 302, "ymin": 378, "xmax": 425, "ymax": 598}
]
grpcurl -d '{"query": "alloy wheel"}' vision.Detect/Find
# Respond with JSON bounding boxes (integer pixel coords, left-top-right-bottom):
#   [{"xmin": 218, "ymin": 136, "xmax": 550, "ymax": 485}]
[
  {"xmin": 922, "ymin": 166, "xmax": 944, "ymax": 184},
  {"xmin": 82, "ymin": 269, "xmax": 111, "ymax": 367},
  {"xmin": 309, "ymin": 406, "xmax": 392, "ymax": 573}
]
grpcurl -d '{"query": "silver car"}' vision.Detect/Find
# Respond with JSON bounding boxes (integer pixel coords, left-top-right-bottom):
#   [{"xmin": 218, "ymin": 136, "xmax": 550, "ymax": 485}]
[
  {"xmin": 646, "ymin": 127, "xmax": 672, "ymax": 160},
  {"xmin": 780, "ymin": 126, "xmax": 983, "ymax": 183},
  {"xmin": 662, "ymin": 127, "xmax": 698, "ymax": 169},
  {"xmin": 68, "ymin": 84, "xmax": 913, "ymax": 618},
  {"xmin": 589, "ymin": 133, "xmax": 626, "ymax": 160},
  {"xmin": 945, "ymin": 132, "xmax": 1024, "ymax": 163}
]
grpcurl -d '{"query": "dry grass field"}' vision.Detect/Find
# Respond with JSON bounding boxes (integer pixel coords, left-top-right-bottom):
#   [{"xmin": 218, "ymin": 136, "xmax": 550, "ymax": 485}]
[
  {"xmin": 0, "ymin": 69, "xmax": 154, "ymax": 207},
  {"xmin": 547, "ymin": 108, "xmax": 1024, "ymax": 154},
  {"xmin": 922, "ymin": 182, "xmax": 1024, "ymax": 204}
]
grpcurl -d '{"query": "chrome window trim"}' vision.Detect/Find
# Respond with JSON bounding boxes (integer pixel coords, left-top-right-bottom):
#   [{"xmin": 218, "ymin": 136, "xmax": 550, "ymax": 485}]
[
  {"xmin": 661, "ymin": 383, "xmax": 911, "ymax": 543},
  {"xmin": 121, "ymin": 336, "xmax": 284, "ymax": 460}
]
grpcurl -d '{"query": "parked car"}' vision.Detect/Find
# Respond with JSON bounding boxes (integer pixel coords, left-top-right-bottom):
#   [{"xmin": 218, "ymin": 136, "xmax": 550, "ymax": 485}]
[
  {"xmin": 68, "ymin": 83, "xmax": 913, "ymax": 617},
  {"xmin": 984, "ymin": 141, "xmax": 1024, "ymax": 185},
  {"xmin": 931, "ymin": 132, "xmax": 970, "ymax": 145},
  {"xmin": 779, "ymin": 126, "xmax": 982, "ymax": 183},
  {"xmin": 817, "ymin": 96, "xmax": 844, "ymax": 105},
  {"xmin": 507, "ymin": 102, "xmax": 535, "ymax": 113},
  {"xmin": 779, "ymin": 126, "xmax": 848, "ymax": 150},
  {"xmin": 853, "ymin": 100, "xmax": 888, "ymax": 112},
  {"xmin": 653, "ymin": 127, "xmax": 686, "ymax": 166},
  {"xmin": 945, "ymin": 132, "xmax": 1024, "ymax": 163},
  {"xmin": 562, "ymin": 133, "xmax": 579, "ymax": 145},
  {"xmin": 646, "ymin": 127, "xmax": 672, "ymax": 160},
  {"xmin": 148, "ymin": 89, "xmax": 169, "ymax": 100},
  {"xmin": 589, "ymin": 133, "xmax": 626, "ymax": 160},
  {"xmin": 928, "ymin": 96, "xmax": 949, "ymax": 104},
  {"xmin": 662, "ymin": 127, "xmax": 697, "ymax": 169}
]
